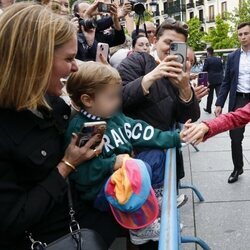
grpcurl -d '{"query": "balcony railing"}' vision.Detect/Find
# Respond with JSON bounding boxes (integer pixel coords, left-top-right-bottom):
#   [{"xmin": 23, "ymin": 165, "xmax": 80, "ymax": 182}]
[
  {"xmin": 164, "ymin": 2, "xmax": 186, "ymax": 15},
  {"xmin": 196, "ymin": 0, "xmax": 204, "ymax": 7},
  {"xmin": 207, "ymin": 17, "xmax": 215, "ymax": 23},
  {"xmin": 187, "ymin": 2, "xmax": 194, "ymax": 9}
]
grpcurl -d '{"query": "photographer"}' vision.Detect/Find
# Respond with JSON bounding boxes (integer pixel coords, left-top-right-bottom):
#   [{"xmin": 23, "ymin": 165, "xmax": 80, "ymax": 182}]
[{"xmin": 74, "ymin": 1, "xmax": 127, "ymax": 61}]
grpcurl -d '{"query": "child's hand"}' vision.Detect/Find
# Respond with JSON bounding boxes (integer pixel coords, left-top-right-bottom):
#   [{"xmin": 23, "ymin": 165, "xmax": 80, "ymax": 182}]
[
  {"xmin": 180, "ymin": 120, "xmax": 209, "ymax": 145},
  {"xmin": 113, "ymin": 154, "xmax": 128, "ymax": 171}
]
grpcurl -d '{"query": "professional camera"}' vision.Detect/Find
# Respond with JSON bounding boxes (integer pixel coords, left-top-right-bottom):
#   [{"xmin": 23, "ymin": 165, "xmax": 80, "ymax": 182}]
[
  {"xmin": 129, "ymin": 0, "xmax": 146, "ymax": 16},
  {"xmin": 75, "ymin": 13, "xmax": 97, "ymax": 31},
  {"xmin": 79, "ymin": 18, "xmax": 97, "ymax": 30}
]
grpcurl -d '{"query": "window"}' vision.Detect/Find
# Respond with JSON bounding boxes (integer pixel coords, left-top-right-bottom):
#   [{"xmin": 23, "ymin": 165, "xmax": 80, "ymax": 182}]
[
  {"xmin": 221, "ymin": 2, "xmax": 227, "ymax": 19},
  {"xmin": 209, "ymin": 5, "xmax": 214, "ymax": 22},
  {"xmin": 199, "ymin": 9, "xmax": 204, "ymax": 22},
  {"xmin": 190, "ymin": 11, "xmax": 194, "ymax": 19}
]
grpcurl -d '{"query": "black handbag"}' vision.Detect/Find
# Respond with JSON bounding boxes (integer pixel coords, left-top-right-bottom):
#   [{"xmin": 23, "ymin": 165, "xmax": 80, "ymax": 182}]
[{"xmin": 27, "ymin": 179, "xmax": 107, "ymax": 250}]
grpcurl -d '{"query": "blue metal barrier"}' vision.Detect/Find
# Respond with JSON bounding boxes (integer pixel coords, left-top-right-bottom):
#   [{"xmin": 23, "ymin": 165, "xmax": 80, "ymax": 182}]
[
  {"xmin": 159, "ymin": 148, "xmax": 180, "ymax": 250},
  {"xmin": 158, "ymin": 148, "xmax": 211, "ymax": 250}
]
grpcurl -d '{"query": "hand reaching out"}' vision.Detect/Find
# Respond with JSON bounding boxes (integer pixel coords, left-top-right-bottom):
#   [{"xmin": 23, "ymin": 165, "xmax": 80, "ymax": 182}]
[{"xmin": 180, "ymin": 119, "xmax": 209, "ymax": 145}]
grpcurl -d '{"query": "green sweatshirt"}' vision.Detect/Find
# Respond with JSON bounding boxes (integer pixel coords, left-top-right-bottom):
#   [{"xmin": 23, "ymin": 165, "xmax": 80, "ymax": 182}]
[{"xmin": 65, "ymin": 111, "xmax": 181, "ymax": 201}]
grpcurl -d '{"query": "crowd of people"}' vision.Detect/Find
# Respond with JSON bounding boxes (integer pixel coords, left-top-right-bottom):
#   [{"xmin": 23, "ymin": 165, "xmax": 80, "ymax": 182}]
[{"xmin": 0, "ymin": 0, "xmax": 250, "ymax": 249}]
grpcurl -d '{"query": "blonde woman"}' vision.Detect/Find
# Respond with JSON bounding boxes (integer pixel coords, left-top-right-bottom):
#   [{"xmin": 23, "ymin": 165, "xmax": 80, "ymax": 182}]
[{"xmin": 0, "ymin": 3, "xmax": 123, "ymax": 249}]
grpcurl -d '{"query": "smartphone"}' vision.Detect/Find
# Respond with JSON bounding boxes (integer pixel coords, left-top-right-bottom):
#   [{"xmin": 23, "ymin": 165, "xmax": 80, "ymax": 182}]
[
  {"xmin": 170, "ymin": 42, "xmax": 187, "ymax": 72},
  {"xmin": 197, "ymin": 72, "xmax": 208, "ymax": 87},
  {"xmin": 98, "ymin": 2, "xmax": 111, "ymax": 13},
  {"xmin": 76, "ymin": 121, "xmax": 107, "ymax": 148},
  {"xmin": 96, "ymin": 43, "xmax": 109, "ymax": 62}
]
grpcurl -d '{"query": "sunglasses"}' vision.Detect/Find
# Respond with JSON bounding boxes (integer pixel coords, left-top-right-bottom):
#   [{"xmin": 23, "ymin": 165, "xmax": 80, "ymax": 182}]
[{"xmin": 165, "ymin": 17, "xmax": 189, "ymax": 31}]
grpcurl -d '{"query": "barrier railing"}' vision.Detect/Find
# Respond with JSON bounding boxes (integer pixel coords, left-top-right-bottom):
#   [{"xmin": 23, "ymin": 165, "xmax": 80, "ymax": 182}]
[{"xmin": 158, "ymin": 148, "xmax": 211, "ymax": 250}]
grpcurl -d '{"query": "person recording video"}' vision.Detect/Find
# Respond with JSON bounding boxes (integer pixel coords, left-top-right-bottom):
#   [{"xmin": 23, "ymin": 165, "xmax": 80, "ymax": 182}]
[{"xmin": 73, "ymin": 0, "xmax": 129, "ymax": 61}]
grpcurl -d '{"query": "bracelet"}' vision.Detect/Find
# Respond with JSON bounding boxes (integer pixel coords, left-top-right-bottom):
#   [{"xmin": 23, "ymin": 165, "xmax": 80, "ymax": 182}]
[
  {"xmin": 61, "ymin": 159, "xmax": 76, "ymax": 171},
  {"xmin": 179, "ymin": 91, "xmax": 193, "ymax": 103}
]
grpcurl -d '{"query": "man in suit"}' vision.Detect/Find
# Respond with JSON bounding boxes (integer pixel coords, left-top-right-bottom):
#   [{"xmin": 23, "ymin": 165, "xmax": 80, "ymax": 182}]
[
  {"xmin": 203, "ymin": 47, "xmax": 224, "ymax": 114},
  {"xmin": 215, "ymin": 22, "xmax": 250, "ymax": 183}
]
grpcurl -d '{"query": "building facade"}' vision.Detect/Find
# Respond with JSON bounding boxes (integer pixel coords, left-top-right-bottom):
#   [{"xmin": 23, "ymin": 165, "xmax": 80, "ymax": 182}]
[{"xmin": 186, "ymin": 0, "xmax": 240, "ymax": 32}]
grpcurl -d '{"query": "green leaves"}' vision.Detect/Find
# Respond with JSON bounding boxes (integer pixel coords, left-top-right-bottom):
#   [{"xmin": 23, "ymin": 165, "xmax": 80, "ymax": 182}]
[
  {"xmin": 187, "ymin": 17, "xmax": 206, "ymax": 51},
  {"xmin": 203, "ymin": 15, "xmax": 235, "ymax": 49}
]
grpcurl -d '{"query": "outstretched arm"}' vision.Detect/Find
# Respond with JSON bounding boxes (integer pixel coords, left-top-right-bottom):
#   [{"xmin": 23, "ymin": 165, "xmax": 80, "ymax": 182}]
[{"xmin": 181, "ymin": 103, "xmax": 250, "ymax": 144}]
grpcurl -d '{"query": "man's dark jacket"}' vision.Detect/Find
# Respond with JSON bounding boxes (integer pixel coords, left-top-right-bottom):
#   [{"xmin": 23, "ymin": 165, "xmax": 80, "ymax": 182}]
[
  {"xmin": 117, "ymin": 52, "xmax": 200, "ymax": 131},
  {"xmin": 215, "ymin": 49, "xmax": 241, "ymax": 112},
  {"xmin": 203, "ymin": 56, "xmax": 224, "ymax": 85}
]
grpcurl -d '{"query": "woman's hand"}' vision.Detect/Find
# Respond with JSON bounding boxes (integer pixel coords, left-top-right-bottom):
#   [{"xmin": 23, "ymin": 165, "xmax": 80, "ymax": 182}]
[
  {"xmin": 58, "ymin": 133, "xmax": 104, "ymax": 177},
  {"xmin": 193, "ymin": 85, "xmax": 209, "ymax": 101},
  {"xmin": 180, "ymin": 119, "xmax": 209, "ymax": 145}
]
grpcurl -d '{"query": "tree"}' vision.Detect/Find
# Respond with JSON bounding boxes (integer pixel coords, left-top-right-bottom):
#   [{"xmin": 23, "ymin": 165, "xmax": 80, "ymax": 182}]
[
  {"xmin": 203, "ymin": 15, "xmax": 235, "ymax": 49},
  {"xmin": 228, "ymin": 0, "xmax": 250, "ymax": 46},
  {"xmin": 187, "ymin": 17, "xmax": 206, "ymax": 51}
]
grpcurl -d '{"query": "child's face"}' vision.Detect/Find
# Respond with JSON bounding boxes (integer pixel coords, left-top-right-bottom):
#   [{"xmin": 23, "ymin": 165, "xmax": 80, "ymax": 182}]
[{"xmin": 90, "ymin": 84, "xmax": 121, "ymax": 118}]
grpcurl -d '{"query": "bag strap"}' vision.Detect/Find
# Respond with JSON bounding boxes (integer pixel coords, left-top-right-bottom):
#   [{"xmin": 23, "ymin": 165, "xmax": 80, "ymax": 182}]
[
  {"xmin": 66, "ymin": 178, "xmax": 82, "ymax": 250},
  {"xmin": 27, "ymin": 178, "xmax": 82, "ymax": 250}
]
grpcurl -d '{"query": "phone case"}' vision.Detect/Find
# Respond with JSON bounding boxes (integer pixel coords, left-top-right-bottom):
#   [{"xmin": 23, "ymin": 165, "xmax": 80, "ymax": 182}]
[
  {"xmin": 198, "ymin": 72, "xmax": 208, "ymax": 86},
  {"xmin": 170, "ymin": 42, "xmax": 187, "ymax": 72},
  {"xmin": 96, "ymin": 43, "xmax": 109, "ymax": 62},
  {"xmin": 98, "ymin": 3, "xmax": 110, "ymax": 13},
  {"xmin": 77, "ymin": 121, "xmax": 107, "ymax": 148}
]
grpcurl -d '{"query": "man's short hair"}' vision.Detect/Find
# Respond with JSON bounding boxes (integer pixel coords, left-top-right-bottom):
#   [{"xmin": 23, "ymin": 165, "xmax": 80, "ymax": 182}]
[
  {"xmin": 237, "ymin": 22, "xmax": 250, "ymax": 30},
  {"xmin": 207, "ymin": 47, "xmax": 214, "ymax": 55}
]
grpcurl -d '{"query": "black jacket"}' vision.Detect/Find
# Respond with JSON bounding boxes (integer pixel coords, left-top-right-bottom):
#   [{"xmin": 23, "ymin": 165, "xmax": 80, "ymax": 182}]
[
  {"xmin": 0, "ymin": 97, "xmax": 91, "ymax": 249},
  {"xmin": 203, "ymin": 56, "xmax": 224, "ymax": 85},
  {"xmin": 118, "ymin": 52, "xmax": 200, "ymax": 131},
  {"xmin": 76, "ymin": 27, "xmax": 125, "ymax": 62}
]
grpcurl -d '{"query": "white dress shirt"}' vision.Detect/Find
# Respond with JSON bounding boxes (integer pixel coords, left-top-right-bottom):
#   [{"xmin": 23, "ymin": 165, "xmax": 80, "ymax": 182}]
[{"xmin": 237, "ymin": 49, "xmax": 250, "ymax": 93}]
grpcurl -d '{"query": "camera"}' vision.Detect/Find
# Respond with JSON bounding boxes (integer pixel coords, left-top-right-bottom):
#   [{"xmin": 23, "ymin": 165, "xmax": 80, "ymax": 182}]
[
  {"xmin": 79, "ymin": 18, "xmax": 97, "ymax": 31},
  {"xmin": 74, "ymin": 13, "xmax": 97, "ymax": 31},
  {"xmin": 129, "ymin": 0, "xmax": 145, "ymax": 16}
]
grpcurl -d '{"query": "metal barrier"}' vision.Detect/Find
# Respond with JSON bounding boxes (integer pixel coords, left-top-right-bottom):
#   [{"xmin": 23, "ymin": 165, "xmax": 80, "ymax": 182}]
[{"xmin": 158, "ymin": 148, "xmax": 211, "ymax": 250}]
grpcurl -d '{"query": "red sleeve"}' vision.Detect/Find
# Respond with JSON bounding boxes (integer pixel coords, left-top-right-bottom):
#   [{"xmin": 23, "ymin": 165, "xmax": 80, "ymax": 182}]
[{"xmin": 203, "ymin": 103, "xmax": 250, "ymax": 141}]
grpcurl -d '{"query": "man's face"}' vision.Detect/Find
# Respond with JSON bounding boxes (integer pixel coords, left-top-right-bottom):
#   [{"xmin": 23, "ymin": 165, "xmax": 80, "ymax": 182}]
[
  {"xmin": 78, "ymin": 2, "xmax": 90, "ymax": 18},
  {"xmin": 238, "ymin": 25, "xmax": 250, "ymax": 48}
]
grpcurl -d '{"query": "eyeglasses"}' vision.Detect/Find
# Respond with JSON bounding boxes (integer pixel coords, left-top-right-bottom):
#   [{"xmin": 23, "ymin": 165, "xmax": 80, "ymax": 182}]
[
  {"xmin": 146, "ymin": 30, "xmax": 156, "ymax": 34},
  {"xmin": 164, "ymin": 17, "xmax": 189, "ymax": 31}
]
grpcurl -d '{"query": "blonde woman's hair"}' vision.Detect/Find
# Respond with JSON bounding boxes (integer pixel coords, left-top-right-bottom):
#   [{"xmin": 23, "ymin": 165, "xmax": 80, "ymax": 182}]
[
  {"xmin": 67, "ymin": 62, "xmax": 121, "ymax": 108},
  {"xmin": 0, "ymin": 2, "xmax": 76, "ymax": 110}
]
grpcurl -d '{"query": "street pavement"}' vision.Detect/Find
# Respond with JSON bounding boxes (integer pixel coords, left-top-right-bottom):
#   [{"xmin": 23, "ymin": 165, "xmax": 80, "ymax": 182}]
[
  {"xmin": 181, "ymin": 98, "xmax": 250, "ymax": 250},
  {"xmin": 112, "ymin": 97, "xmax": 250, "ymax": 250}
]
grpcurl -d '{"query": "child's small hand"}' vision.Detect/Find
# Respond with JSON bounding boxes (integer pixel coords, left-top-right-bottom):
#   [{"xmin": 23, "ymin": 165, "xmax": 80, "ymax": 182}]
[
  {"xmin": 181, "ymin": 120, "xmax": 209, "ymax": 145},
  {"xmin": 113, "ymin": 154, "xmax": 128, "ymax": 171}
]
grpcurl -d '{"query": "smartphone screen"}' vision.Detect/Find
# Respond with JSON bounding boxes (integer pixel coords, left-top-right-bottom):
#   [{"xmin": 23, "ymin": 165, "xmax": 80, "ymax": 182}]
[
  {"xmin": 198, "ymin": 72, "xmax": 208, "ymax": 87},
  {"xmin": 170, "ymin": 42, "xmax": 187, "ymax": 72},
  {"xmin": 98, "ymin": 2, "xmax": 111, "ymax": 13},
  {"xmin": 77, "ymin": 121, "xmax": 107, "ymax": 148}
]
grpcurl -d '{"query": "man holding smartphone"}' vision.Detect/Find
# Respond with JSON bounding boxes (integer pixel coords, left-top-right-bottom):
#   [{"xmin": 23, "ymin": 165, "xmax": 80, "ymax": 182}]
[
  {"xmin": 215, "ymin": 22, "xmax": 250, "ymax": 183},
  {"xmin": 74, "ymin": 0, "xmax": 127, "ymax": 61}
]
